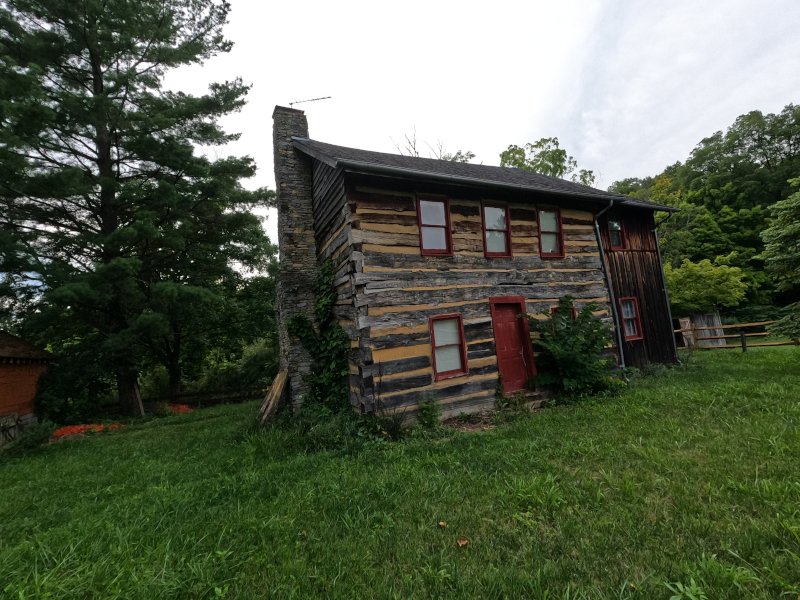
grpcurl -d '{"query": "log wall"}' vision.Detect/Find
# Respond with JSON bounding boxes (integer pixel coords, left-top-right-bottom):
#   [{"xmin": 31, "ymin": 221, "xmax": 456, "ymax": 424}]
[
  {"xmin": 345, "ymin": 184, "xmax": 612, "ymax": 419},
  {"xmin": 309, "ymin": 160, "xmax": 361, "ymax": 381}
]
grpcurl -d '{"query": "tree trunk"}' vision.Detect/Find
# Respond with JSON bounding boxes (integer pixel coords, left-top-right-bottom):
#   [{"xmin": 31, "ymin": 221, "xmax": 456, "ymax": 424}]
[
  {"xmin": 165, "ymin": 328, "xmax": 182, "ymax": 402},
  {"xmin": 167, "ymin": 355, "xmax": 181, "ymax": 403},
  {"xmin": 117, "ymin": 370, "xmax": 144, "ymax": 416}
]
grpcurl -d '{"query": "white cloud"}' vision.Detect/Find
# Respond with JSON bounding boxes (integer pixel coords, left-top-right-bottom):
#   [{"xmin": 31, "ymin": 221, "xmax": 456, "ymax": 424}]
[{"xmin": 165, "ymin": 0, "xmax": 800, "ymax": 242}]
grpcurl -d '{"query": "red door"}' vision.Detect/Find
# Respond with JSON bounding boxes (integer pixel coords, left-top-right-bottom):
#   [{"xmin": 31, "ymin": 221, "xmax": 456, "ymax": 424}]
[{"xmin": 491, "ymin": 299, "xmax": 536, "ymax": 394}]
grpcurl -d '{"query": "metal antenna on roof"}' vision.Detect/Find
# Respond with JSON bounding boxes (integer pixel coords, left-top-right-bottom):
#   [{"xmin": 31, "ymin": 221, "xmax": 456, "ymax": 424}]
[{"xmin": 289, "ymin": 96, "xmax": 332, "ymax": 107}]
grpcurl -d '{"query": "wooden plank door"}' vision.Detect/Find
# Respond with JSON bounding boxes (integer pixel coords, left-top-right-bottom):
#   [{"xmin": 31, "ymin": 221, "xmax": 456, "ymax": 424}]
[{"xmin": 490, "ymin": 298, "xmax": 536, "ymax": 394}]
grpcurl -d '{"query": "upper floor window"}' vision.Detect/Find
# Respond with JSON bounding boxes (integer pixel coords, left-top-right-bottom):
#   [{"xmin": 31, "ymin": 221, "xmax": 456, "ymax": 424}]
[
  {"xmin": 482, "ymin": 203, "xmax": 511, "ymax": 257},
  {"xmin": 429, "ymin": 314, "xmax": 468, "ymax": 380},
  {"xmin": 538, "ymin": 208, "xmax": 564, "ymax": 258},
  {"xmin": 620, "ymin": 297, "xmax": 643, "ymax": 341},
  {"xmin": 608, "ymin": 218, "xmax": 625, "ymax": 250},
  {"xmin": 417, "ymin": 197, "xmax": 452, "ymax": 256}
]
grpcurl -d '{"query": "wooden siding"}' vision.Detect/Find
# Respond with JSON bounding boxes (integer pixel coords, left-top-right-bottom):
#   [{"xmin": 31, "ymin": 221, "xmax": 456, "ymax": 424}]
[
  {"xmin": 348, "ymin": 185, "xmax": 612, "ymax": 418},
  {"xmin": 0, "ymin": 362, "xmax": 47, "ymax": 418},
  {"xmin": 600, "ymin": 211, "xmax": 677, "ymax": 367},
  {"xmin": 309, "ymin": 160, "xmax": 363, "ymax": 404}
]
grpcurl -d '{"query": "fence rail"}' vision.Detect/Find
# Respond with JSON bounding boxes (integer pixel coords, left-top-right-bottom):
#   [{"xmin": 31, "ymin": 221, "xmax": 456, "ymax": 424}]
[{"xmin": 674, "ymin": 320, "xmax": 799, "ymax": 352}]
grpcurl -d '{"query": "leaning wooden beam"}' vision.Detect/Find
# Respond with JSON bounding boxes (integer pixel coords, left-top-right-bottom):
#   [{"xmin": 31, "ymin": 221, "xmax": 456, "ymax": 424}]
[{"xmin": 259, "ymin": 370, "xmax": 288, "ymax": 425}]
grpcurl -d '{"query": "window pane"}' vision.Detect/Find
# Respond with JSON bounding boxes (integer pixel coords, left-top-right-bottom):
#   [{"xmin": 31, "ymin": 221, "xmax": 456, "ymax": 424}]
[
  {"xmin": 539, "ymin": 210, "xmax": 558, "ymax": 232},
  {"xmin": 609, "ymin": 220, "xmax": 623, "ymax": 247},
  {"xmin": 483, "ymin": 206, "xmax": 507, "ymax": 230},
  {"xmin": 621, "ymin": 300, "xmax": 635, "ymax": 319},
  {"xmin": 420, "ymin": 200, "xmax": 446, "ymax": 226},
  {"xmin": 540, "ymin": 232, "xmax": 560, "ymax": 254},
  {"xmin": 485, "ymin": 230, "xmax": 508, "ymax": 254},
  {"xmin": 435, "ymin": 345, "xmax": 463, "ymax": 373},
  {"xmin": 624, "ymin": 319, "xmax": 638, "ymax": 338},
  {"xmin": 433, "ymin": 318, "xmax": 460, "ymax": 346},
  {"xmin": 421, "ymin": 226, "xmax": 447, "ymax": 250}
]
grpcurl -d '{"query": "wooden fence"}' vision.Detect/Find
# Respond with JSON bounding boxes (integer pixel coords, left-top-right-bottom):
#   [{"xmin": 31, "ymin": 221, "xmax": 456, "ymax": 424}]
[
  {"xmin": 146, "ymin": 388, "xmax": 265, "ymax": 406},
  {"xmin": 674, "ymin": 320, "xmax": 799, "ymax": 352}
]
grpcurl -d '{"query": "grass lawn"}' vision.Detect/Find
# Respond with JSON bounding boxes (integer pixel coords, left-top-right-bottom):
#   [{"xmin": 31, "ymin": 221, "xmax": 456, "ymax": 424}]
[{"xmin": 1, "ymin": 348, "xmax": 799, "ymax": 599}]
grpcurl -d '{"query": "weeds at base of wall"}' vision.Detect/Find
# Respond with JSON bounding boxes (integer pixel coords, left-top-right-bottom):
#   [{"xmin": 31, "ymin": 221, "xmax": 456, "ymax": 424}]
[
  {"xmin": 1, "ymin": 419, "xmax": 56, "ymax": 456},
  {"xmin": 415, "ymin": 394, "xmax": 442, "ymax": 432},
  {"xmin": 494, "ymin": 392, "xmax": 532, "ymax": 424}
]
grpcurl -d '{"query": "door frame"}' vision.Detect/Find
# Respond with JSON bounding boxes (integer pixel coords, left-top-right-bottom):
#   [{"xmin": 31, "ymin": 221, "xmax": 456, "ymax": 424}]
[{"xmin": 489, "ymin": 296, "xmax": 537, "ymax": 391}]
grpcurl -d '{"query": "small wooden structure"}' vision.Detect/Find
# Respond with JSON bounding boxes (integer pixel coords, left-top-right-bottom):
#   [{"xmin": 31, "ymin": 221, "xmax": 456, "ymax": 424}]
[
  {"xmin": 675, "ymin": 320, "xmax": 798, "ymax": 351},
  {"xmin": 272, "ymin": 106, "xmax": 678, "ymax": 420},
  {"xmin": 0, "ymin": 331, "xmax": 52, "ymax": 446}
]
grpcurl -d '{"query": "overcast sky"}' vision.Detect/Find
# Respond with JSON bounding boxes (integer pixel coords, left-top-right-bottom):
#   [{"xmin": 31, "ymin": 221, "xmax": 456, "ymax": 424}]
[{"xmin": 168, "ymin": 0, "xmax": 800, "ymax": 243}]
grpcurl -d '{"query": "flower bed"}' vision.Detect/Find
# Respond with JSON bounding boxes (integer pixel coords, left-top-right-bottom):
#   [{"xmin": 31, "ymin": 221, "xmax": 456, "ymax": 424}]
[{"xmin": 51, "ymin": 423, "xmax": 124, "ymax": 440}]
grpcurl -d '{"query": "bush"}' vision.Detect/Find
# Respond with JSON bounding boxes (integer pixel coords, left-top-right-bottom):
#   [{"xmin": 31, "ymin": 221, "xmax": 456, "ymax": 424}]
[
  {"xmin": 415, "ymin": 395, "xmax": 442, "ymax": 432},
  {"xmin": 529, "ymin": 296, "xmax": 621, "ymax": 398}
]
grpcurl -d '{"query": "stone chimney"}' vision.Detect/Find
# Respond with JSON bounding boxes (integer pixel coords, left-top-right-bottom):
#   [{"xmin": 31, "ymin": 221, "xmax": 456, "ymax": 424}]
[{"xmin": 273, "ymin": 106, "xmax": 318, "ymax": 406}]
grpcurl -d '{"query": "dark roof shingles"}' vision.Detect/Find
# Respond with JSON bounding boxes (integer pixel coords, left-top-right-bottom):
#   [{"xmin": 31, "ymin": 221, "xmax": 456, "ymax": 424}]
[
  {"xmin": 292, "ymin": 138, "xmax": 674, "ymax": 212},
  {"xmin": 0, "ymin": 331, "xmax": 53, "ymax": 360}
]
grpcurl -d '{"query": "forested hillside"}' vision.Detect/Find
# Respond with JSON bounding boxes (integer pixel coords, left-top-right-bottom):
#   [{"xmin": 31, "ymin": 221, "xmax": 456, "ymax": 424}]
[{"xmin": 610, "ymin": 103, "xmax": 800, "ymax": 311}]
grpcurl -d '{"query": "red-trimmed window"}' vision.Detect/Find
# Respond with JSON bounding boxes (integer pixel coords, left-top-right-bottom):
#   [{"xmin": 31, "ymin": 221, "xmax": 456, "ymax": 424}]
[
  {"xmin": 417, "ymin": 197, "xmax": 452, "ymax": 255},
  {"xmin": 482, "ymin": 203, "xmax": 511, "ymax": 257},
  {"xmin": 619, "ymin": 297, "xmax": 643, "ymax": 340},
  {"xmin": 608, "ymin": 218, "xmax": 626, "ymax": 250},
  {"xmin": 538, "ymin": 208, "xmax": 563, "ymax": 257},
  {"xmin": 429, "ymin": 314, "xmax": 468, "ymax": 380}
]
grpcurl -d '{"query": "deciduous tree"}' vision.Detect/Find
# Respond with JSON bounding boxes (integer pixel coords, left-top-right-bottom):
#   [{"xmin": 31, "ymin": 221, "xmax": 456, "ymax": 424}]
[
  {"xmin": 500, "ymin": 138, "xmax": 596, "ymax": 186},
  {"xmin": 761, "ymin": 179, "xmax": 800, "ymax": 337},
  {"xmin": 663, "ymin": 258, "xmax": 748, "ymax": 316}
]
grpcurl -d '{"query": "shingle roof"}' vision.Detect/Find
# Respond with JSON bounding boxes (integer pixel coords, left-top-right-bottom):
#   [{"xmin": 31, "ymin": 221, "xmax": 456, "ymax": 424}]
[
  {"xmin": 0, "ymin": 331, "xmax": 53, "ymax": 360},
  {"xmin": 292, "ymin": 137, "xmax": 675, "ymax": 212}
]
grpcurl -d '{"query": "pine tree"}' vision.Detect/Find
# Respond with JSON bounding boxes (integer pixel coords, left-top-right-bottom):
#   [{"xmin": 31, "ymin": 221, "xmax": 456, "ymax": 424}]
[{"xmin": 0, "ymin": 0, "xmax": 272, "ymax": 414}]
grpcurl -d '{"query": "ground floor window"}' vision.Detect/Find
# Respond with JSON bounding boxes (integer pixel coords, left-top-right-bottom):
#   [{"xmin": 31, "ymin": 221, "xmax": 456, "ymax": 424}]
[
  {"xmin": 429, "ymin": 314, "xmax": 468, "ymax": 380},
  {"xmin": 620, "ymin": 296, "xmax": 643, "ymax": 340}
]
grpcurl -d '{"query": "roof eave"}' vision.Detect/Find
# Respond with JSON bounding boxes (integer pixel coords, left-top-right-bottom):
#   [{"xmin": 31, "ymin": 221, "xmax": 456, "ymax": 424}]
[{"xmin": 291, "ymin": 138, "xmax": 677, "ymax": 213}]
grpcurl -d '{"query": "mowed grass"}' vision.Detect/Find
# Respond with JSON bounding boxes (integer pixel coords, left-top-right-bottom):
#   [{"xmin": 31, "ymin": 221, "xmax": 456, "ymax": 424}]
[{"xmin": 1, "ymin": 349, "xmax": 799, "ymax": 599}]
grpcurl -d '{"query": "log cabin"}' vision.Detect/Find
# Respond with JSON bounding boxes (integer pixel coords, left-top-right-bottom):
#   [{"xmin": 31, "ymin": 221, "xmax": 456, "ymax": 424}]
[{"xmin": 272, "ymin": 106, "xmax": 677, "ymax": 419}]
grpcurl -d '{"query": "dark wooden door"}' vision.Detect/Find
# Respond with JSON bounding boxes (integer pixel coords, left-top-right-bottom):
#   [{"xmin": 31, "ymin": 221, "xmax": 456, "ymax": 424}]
[{"xmin": 491, "ymin": 301, "xmax": 534, "ymax": 393}]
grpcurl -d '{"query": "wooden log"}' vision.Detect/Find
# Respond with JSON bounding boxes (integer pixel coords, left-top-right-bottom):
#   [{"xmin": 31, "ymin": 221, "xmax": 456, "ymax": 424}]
[
  {"xmin": 358, "ymin": 251, "xmax": 602, "ymax": 270},
  {"xmin": 355, "ymin": 282, "xmax": 609, "ymax": 309},
  {"xmin": 259, "ymin": 370, "xmax": 287, "ymax": 426},
  {"xmin": 363, "ymin": 243, "xmax": 420, "ymax": 255},
  {"xmin": 378, "ymin": 374, "xmax": 499, "ymax": 407},
  {"xmin": 359, "ymin": 222, "xmax": 419, "ymax": 235},
  {"xmin": 353, "ymin": 268, "xmax": 604, "ymax": 287},
  {"xmin": 352, "ymin": 214, "xmax": 419, "ymax": 229}
]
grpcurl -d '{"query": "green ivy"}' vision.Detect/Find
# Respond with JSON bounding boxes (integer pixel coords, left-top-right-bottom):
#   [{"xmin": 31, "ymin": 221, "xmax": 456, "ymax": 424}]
[
  {"xmin": 286, "ymin": 261, "xmax": 350, "ymax": 410},
  {"xmin": 529, "ymin": 296, "xmax": 622, "ymax": 398}
]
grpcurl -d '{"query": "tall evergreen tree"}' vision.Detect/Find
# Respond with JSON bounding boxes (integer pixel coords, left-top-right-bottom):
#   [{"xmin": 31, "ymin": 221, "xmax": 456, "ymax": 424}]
[{"xmin": 0, "ymin": 0, "xmax": 273, "ymax": 414}]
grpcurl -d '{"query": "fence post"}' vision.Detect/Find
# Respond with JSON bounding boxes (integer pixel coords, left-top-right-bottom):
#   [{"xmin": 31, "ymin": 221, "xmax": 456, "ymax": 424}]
[{"xmin": 740, "ymin": 331, "xmax": 747, "ymax": 352}]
